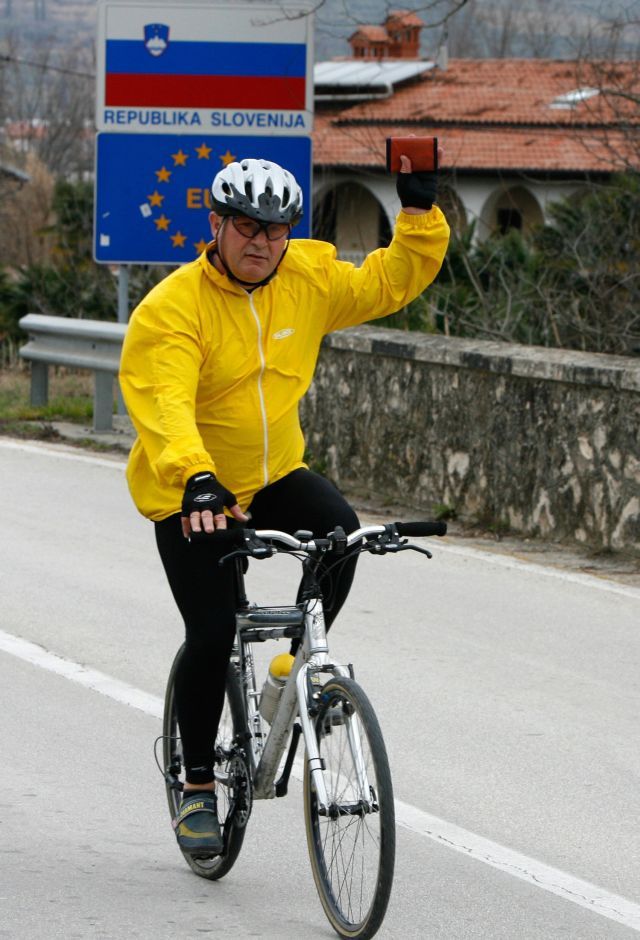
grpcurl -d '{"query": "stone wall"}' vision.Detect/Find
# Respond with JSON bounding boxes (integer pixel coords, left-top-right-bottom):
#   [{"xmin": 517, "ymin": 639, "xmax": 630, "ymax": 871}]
[{"xmin": 299, "ymin": 326, "xmax": 640, "ymax": 554}]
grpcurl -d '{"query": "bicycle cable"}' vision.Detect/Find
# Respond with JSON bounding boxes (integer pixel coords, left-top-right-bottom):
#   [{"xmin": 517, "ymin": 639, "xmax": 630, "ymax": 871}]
[
  {"xmin": 308, "ymin": 544, "xmax": 369, "ymax": 615},
  {"xmin": 153, "ymin": 734, "xmax": 178, "ymax": 777}
]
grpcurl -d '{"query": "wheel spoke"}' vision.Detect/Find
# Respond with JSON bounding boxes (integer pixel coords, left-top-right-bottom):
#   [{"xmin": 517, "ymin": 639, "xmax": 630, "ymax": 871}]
[
  {"xmin": 334, "ymin": 816, "xmax": 366, "ymax": 920},
  {"xmin": 304, "ymin": 677, "xmax": 395, "ymax": 938},
  {"xmin": 162, "ymin": 649, "xmax": 247, "ymax": 881}
]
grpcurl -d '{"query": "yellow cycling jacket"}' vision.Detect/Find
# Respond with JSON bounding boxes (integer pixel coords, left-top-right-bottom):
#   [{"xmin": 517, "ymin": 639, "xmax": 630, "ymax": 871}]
[{"xmin": 119, "ymin": 207, "xmax": 450, "ymax": 520}]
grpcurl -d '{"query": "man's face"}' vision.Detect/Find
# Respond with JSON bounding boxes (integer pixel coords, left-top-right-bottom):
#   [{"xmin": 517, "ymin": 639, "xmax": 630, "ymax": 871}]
[{"xmin": 209, "ymin": 212, "xmax": 289, "ymax": 284}]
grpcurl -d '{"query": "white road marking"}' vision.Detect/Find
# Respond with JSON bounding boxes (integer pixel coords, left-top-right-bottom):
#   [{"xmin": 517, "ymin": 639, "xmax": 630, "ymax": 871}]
[
  {"xmin": 1, "ymin": 626, "xmax": 639, "ymax": 933},
  {"xmin": 0, "ymin": 628, "xmax": 161, "ymax": 718},
  {"xmin": 395, "ymin": 801, "xmax": 640, "ymax": 932}
]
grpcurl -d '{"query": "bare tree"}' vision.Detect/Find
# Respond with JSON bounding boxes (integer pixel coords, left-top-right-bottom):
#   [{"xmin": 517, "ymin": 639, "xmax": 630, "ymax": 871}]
[
  {"xmin": 0, "ymin": 149, "xmax": 54, "ymax": 267},
  {"xmin": 448, "ymin": 0, "xmax": 584, "ymax": 57},
  {"xmin": 0, "ymin": 32, "xmax": 95, "ymax": 179},
  {"xmin": 570, "ymin": 11, "xmax": 640, "ymax": 172}
]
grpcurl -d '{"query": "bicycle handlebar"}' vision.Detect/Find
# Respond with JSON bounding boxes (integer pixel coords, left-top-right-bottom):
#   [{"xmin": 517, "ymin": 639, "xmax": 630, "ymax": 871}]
[
  {"xmin": 394, "ymin": 520, "xmax": 447, "ymax": 538},
  {"xmin": 189, "ymin": 519, "xmax": 447, "ymax": 554}
]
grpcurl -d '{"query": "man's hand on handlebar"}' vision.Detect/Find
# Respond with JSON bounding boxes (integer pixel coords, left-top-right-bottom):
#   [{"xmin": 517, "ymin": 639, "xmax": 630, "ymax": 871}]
[{"xmin": 181, "ymin": 471, "xmax": 248, "ymax": 538}]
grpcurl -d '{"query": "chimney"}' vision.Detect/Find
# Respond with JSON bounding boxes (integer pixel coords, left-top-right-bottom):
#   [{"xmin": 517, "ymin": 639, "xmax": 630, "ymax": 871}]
[
  {"xmin": 385, "ymin": 10, "xmax": 424, "ymax": 58},
  {"xmin": 349, "ymin": 10, "xmax": 425, "ymax": 60},
  {"xmin": 436, "ymin": 33, "xmax": 449, "ymax": 71}
]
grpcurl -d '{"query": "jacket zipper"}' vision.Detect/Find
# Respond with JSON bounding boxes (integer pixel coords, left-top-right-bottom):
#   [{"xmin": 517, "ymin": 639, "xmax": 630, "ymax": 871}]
[{"xmin": 248, "ymin": 294, "xmax": 269, "ymax": 487}]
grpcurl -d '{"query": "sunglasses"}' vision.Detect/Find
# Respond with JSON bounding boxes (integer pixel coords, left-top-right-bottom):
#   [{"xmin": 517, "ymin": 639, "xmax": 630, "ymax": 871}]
[{"xmin": 230, "ymin": 217, "xmax": 291, "ymax": 242}]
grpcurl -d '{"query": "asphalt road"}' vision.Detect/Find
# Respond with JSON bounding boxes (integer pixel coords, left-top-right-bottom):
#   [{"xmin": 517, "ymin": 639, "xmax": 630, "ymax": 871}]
[{"xmin": 1, "ymin": 437, "xmax": 639, "ymax": 939}]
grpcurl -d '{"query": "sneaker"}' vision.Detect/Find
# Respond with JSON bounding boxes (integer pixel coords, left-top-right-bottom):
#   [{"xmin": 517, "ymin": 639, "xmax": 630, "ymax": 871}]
[{"xmin": 175, "ymin": 791, "xmax": 223, "ymax": 857}]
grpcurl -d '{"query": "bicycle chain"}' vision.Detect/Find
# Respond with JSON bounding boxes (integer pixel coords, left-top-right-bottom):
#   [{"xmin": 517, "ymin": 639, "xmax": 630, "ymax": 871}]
[{"xmin": 227, "ymin": 751, "xmax": 253, "ymax": 829}]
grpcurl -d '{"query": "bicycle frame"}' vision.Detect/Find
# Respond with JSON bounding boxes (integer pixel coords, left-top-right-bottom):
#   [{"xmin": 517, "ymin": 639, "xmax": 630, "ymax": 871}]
[
  {"xmin": 232, "ymin": 580, "xmax": 369, "ymax": 815},
  {"xmin": 214, "ymin": 518, "xmax": 445, "ymax": 815}
]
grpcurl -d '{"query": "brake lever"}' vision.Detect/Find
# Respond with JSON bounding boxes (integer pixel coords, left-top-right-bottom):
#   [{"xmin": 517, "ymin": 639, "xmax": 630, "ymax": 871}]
[
  {"xmin": 404, "ymin": 544, "xmax": 433, "ymax": 559},
  {"xmin": 364, "ymin": 539, "xmax": 432, "ymax": 559},
  {"xmin": 218, "ymin": 548, "xmax": 252, "ymax": 567}
]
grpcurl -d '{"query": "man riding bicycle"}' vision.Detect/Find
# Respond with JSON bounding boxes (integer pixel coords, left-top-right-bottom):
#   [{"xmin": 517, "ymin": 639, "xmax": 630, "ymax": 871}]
[{"xmin": 119, "ymin": 154, "xmax": 449, "ymax": 857}]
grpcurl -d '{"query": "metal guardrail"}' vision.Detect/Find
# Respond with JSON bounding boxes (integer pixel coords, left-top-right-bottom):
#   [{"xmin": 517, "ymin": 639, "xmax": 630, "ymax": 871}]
[{"xmin": 18, "ymin": 314, "xmax": 127, "ymax": 432}]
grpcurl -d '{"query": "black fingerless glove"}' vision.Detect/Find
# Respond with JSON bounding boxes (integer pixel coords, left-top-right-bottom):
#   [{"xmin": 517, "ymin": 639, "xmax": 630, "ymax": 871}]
[
  {"xmin": 181, "ymin": 471, "xmax": 237, "ymax": 517},
  {"xmin": 396, "ymin": 171, "xmax": 438, "ymax": 211}
]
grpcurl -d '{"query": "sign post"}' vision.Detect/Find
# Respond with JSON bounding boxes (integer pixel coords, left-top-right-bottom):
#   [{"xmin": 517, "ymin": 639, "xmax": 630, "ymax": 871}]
[{"xmin": 94, "ymin": 1, "xmax": 314, "ymax": 265}]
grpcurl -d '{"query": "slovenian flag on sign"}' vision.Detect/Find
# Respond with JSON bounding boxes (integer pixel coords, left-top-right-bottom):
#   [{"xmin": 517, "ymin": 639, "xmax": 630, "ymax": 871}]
[{"xmin": 105, "ymin": 26, "xmax": 306, "ymax": 110}]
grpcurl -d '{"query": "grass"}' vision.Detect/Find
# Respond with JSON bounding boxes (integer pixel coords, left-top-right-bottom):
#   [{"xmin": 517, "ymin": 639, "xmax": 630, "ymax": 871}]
[
  {"xmin": 0, "ymin": 363, "xmax": 94, "ymax": 422},
  {"xmin": 0, "ymin": 362, "xmax": 102, "ymax": 445}
]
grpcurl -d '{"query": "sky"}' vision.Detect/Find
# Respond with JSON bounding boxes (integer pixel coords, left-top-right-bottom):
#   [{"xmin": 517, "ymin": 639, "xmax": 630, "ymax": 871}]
[{"xmin": 1, "ymin": 0, "xmax": 636, "ymax": 61}]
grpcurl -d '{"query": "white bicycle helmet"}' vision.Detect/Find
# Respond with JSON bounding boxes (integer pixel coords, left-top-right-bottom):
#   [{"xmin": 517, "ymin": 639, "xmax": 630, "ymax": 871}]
[{"xmin": 211, "ymin": 158, "xmax": 303, "ymax": 225}]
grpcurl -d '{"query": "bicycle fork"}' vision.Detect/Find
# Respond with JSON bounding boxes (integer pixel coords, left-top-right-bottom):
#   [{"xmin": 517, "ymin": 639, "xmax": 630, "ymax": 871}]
[
  {"xmin": 250, "ymin": 597, "xmax": 373, "ymax": 814},
  {"xmin": 295, "ymin": 599, "xmax": 372, "ymax": 816}
]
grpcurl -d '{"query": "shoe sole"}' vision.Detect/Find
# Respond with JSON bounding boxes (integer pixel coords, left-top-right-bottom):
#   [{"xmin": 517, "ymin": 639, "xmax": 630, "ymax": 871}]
[
  {"xmin": 179, "ymin": 840, "xmax": 223, "ymax": 857},
  {"xmin": 186, "ymin": 850, "xmax": 222, "ymax": 860}
]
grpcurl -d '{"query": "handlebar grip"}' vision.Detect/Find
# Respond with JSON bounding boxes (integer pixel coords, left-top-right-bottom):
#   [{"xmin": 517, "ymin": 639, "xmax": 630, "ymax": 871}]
[
  {"xmin": 394, "ymin": 520, "xmax": 447, "ymax": 538},
  {"xmin": 188, "ymin": 527, "xmax": 249, "ymax": 546}
]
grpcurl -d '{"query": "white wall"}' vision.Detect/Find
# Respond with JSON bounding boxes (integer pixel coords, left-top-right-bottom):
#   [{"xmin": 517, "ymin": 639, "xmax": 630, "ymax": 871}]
[
  {"xmin": 313, "ymin": 169, "xmax": 586, "ymax": 248},
  {"xmin": 454, "ymin": 176, "xmax": 585, "ymax": 240}
]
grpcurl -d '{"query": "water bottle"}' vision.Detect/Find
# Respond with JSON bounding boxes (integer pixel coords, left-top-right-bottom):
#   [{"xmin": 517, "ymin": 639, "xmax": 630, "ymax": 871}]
[{"xmin": 259, "ymin": 653, "xmax": 294, "ymax": 723}]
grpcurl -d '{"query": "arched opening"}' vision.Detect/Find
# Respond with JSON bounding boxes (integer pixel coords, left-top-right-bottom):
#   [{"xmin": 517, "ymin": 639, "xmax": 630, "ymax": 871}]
[
  {"xmin": 313, "ymin": 183, "xmax": 391, "ymax": 264},
  {"xmin": 313, "ymin": 186, "xmax": 337, "ymax": 243},
  {"xmin": 481, "ymin": 186, "xmax": 544, "ymax": 239}
]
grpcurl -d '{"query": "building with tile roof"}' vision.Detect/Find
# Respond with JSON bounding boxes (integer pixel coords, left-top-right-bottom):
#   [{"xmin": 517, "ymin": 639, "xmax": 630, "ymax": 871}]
[
  {"xmin": 311, "ymin": 55, "xmax": 639, "ymax": 261},
  {"xmin": 349, "ymin": 9, "xmax": 424, "ymax": 60}
]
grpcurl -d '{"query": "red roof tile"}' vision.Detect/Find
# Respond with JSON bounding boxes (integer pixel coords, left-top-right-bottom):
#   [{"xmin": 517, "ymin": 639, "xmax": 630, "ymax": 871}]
[
  {"xmin": 386, "ymin": 10, "xmax": 424, "ymax": 27},
  {"xmin": 330, "ymin": 59, "xmax": 640, "ymax": 127},
  {"xmin": 312, "ymin": 59, "xmax": 640, "ymax": 173},
  {"xmin": 349, "ymin": 26, "xmax": 390, "ymax": 43},
  {"xmin": 312, "ymin": 115, "xmax": 636, "ymax": 173}
]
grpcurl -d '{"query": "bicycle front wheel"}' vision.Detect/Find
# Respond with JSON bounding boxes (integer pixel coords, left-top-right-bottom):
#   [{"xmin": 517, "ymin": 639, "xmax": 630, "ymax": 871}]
[
  {"xmin": 303, "ymin": 676, "xmax": 395, "ymax": 940},
  {"xmin": 163, "ymin": 644, "xmax": 248, "ymax": 880}
]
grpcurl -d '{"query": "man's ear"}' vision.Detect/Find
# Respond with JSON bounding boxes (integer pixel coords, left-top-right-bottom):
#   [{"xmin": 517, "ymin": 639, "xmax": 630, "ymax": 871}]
[{"xmin": 209, "ymin": 212, "xmax": 222, "ymax": 238}]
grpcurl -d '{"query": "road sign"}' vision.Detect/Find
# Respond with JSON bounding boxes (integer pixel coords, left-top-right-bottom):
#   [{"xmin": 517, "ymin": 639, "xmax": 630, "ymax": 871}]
[
  {"xmin": 94, "ymin": 133, "xmax": 312, "ymax": 264},
  {"xmin": 96, "ymin": 1, "xmax": 314, "ymax": 136}
]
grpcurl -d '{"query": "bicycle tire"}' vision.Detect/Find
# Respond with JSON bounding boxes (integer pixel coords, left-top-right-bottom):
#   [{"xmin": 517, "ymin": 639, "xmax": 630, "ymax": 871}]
[
  {"xmin": 303, "ymin": 676, "xmax": 395, "ymax": 940},
  {"xmin": 162, "ymin": 643, "xmax": 248, "ymax": 880}
]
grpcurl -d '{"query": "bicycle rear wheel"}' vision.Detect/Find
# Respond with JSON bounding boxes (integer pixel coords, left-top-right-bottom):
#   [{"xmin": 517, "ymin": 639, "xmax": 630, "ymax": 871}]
[
  {"xmin": 163, "ymin": 644, "xmax": 248, "ymax": 880},
  {"xmin": 303, "ymin": 676, "xmax": 395, "ymax": 940}
]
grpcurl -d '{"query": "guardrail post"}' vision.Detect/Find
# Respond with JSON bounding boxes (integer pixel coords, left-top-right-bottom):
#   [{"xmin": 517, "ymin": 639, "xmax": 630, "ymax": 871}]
[
  {"xmin": 30, "ymin": 362, "xmax": 49, "ymax": 406},
  {"xmin": 94, "ymin": 372, "xmax": 115, "ymax": 432},
  {"xmin": 116, "ymin": 265, "xmax": 129, "ymax": 416},
  {"xmin": 18, "ymin": 313, "xmax": 127, "ymax": 435}
]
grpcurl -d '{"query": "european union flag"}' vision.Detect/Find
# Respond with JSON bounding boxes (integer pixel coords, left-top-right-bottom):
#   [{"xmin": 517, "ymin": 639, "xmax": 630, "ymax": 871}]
[{"xmin": 94, "ymin": 133, "xmax": 312, "ymax": 264}]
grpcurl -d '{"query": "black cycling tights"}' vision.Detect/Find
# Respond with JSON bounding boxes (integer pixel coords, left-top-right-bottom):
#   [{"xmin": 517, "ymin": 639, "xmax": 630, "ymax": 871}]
[{"xmin": 155, "ymin": 468, "xmax": 360, "ymax": 785}]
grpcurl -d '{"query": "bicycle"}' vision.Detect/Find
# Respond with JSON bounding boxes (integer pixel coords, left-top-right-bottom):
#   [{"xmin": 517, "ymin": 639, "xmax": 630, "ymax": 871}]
[{"xmin": 160, "ymin": 518, "xmax": 446, "ymax": 940}]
